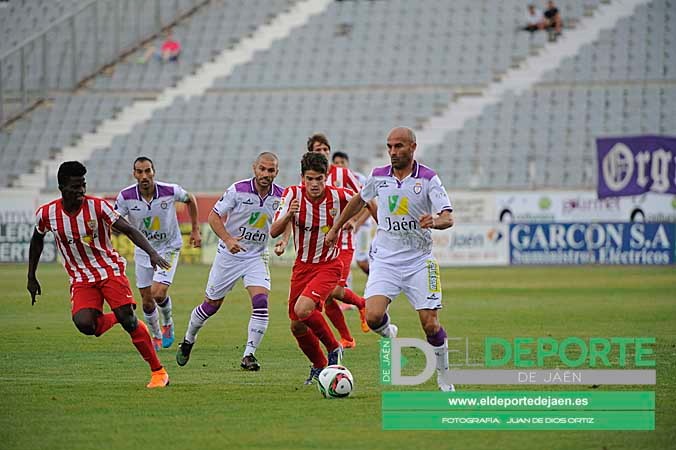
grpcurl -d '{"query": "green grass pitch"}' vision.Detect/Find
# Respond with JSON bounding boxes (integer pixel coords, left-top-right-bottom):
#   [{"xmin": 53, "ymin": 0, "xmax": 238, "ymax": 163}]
[{"xmin": 1, "ymin": 263, "xmax": 674, "ymax": 449}]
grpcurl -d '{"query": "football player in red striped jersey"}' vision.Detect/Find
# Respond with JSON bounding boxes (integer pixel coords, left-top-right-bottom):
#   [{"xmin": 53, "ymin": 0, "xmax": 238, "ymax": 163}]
[{"xmin": 27, "ymin": 161, "xmax": 172, "ymax": 388}]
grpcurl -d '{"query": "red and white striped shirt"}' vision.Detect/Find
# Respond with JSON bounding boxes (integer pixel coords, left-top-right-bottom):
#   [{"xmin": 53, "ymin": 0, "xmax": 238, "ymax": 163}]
[
  {"xmin": 35, "ymin": 196, "xmax": 126, "ymax": 284},
  {"xmin": 326, "ymin": 164, "xmax": 361, "ymax": 250},
  {"xmin": 327, "ymin": 164, "xmax": 360, "ymax": 193},
  {"xmin": 275, "ymin": 185, "xmax": 353, "ymax": 264}
]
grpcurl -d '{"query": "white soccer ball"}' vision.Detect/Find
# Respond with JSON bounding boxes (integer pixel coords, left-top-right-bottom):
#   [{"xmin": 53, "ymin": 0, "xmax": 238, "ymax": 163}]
[{"xmin": 317, "ymin": 365, "xmax": 354, "ymax": 399}]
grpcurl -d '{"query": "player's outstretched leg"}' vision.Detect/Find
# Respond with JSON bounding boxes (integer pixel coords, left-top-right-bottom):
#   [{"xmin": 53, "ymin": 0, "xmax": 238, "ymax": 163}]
[
  {"xmin": 431, "ymin": 332, "xmax": 454, "ymax": 392},
  {"xmin": 241, "ymin": 292, "xmax": 269, "ymax": 371},
  {"xmin": 300, "ymin": 309, "xmax": 341, "ymax": 354},
  {"xmin": 177, "ymin": 298, "xmax": 221, "ymax": 366},
  {"xmin": 296, "ymin": 301, "xmax": 343, "ymax": 366},
  {"xmin": 113, "ymin": 305, "xmax": 169, "ymax": 388},
  {"xmin": 156, "ymin": 295, "xmax": 175, "ymax": 349},
  {"xmin": 291, "ymin": 321, "xmax": 327, "ymax": 385},
  {"xmin": 420, "ymin": 311, "xmax": 454, "ymax": 392}
]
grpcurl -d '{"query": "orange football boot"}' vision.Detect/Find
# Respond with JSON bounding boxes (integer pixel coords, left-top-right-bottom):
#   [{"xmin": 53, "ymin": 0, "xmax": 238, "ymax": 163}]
[
  {"xmin": 340, "ymin": 338, "xmax": 356, "ymax": 349},
  {"xmin": 147, "ymin": 367, "xmax": 170, "ymax": 388}
]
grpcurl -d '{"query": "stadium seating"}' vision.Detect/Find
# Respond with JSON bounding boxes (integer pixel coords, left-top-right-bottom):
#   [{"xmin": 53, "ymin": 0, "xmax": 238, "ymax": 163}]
[
  {"xmin": 421, "ymin": 85, "xmax": 675, "ymax": 189},
  {"xmin": 91, "ymin": 0, "xmax": 299, "ymax": 91},
  {"xmin": 542, "ymin": 0, "xmax": 675, "ymax": 82},
  {"xmin": 213, "ymin": 0, "xmax": 554, "ymax": 89},
  {"xmin": 0, "ymin": 0, "xmax": 80, "ymax": 54},
  {"xmin": 0, "ymin": 94, "xmax": 133, "ymax": 187},
  {"xmin": 421, "ymin": 0, "xmax": 675, "ymax": 189},
  {"xmin": 1, "ymin": 0, "xmax": 202, "ymax": 89},
  {"xmin": 0, "ymin": 0, "xmax": 300, "ymax": 188},
  {"xmin": 82, "ymin": 89, "xmax": 454, "ymax": 191},
  {"xmin": 82, "ymin": 0, "xmax": 603, "ymax": 192},
  {"xmin": 2, "ymin": 0, "xmax": 674, "ymax": 194}
]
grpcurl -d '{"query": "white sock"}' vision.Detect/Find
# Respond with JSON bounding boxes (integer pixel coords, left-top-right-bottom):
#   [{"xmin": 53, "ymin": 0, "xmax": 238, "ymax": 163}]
[
  {"xmin": 156, "ymin": 296, "xmax": 173, "ymax": 326},
  {"xmin": 143, "ymin": 307, "xmax": 162, "ymax": 339},
  {"xmin": 433, "ymin": 340, "xmax": 451, "ymax": 386},
  {"xmin": 372, "ymin": 313, "xmax": 396, "ymax": 338},
  {"xmin": 243, "ymin": 312, "xmax": 269, "ymax": 357},
  {"xmin": 184, "ymin": 301, "xmax": 218, "ymax": 344}
]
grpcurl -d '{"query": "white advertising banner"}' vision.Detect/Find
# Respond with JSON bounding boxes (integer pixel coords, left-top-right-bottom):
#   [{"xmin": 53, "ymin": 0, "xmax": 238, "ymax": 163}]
[
  {"xmin": 449, "ymin": 191, "xmax": 496, "ymax": 224},
  {"xmin": 495, "ymin": 191, "xmax": 676, "ymax": 223},
  {"xmin": 432, "ymin": 223, "xmax": 509, "ymax": 266},
  {"xmin": 0, "ymin": 191, "xmax": 57, "ymax": 263}
]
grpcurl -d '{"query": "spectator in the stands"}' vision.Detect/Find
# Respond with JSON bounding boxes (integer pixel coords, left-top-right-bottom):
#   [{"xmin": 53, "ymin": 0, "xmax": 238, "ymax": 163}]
[
  {"xmin": 139, "ymin": 31, "xmax": 181, "ymax": 63},
  {"xmin": 543, "ymin": 1, "xmax": 563, "ymax": 35},
  {"xmin": 523, "ymin": 4, "xmax": 545, "ymax": 32}
]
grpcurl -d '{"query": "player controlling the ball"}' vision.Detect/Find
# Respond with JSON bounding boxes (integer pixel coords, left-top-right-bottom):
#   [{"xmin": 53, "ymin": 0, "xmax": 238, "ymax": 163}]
[{"xmin": 326, "ymin": 127, "xmax": 456, "ymax": 392}]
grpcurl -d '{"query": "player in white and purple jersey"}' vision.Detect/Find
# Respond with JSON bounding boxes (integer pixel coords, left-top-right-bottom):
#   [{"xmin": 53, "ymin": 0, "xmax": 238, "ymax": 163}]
[
  {"xmin": 326, "ymin": 127, "xmax": 456, "ymax": 392},
  {"xmin": 176, "ymin": 152, "xmax": 284, "ymax": 371},
  {"xmin": 115, "ymin": 156, "xmax": 201, "ymax": 351}
]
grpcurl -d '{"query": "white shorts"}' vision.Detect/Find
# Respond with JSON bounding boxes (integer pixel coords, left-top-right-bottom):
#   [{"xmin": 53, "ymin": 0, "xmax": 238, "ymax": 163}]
[
  {"xmin": 364, "ymin": 257, "xmax": 443, "ymax": 310},
  {"xmin": 205, "ymin": 252, "xmax": 271, "ymax": 300},
  {"xmin": 354, "ymin": 224, "xmax": 372, "ymax": 263},
  {"xmin": 135, "ymin": 249, "xmax": 180, "ymax": 289}
]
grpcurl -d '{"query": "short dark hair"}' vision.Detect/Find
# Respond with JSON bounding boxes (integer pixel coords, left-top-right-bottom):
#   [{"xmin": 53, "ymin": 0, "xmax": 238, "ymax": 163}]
[
  {"xmin": 57, "ymin": 161, "xmax": 86, "ymax": 187},
  {"xmin": 301, "ymin": 152, "xmax": 328, "ymax": 175},
  {"xmin": 133, "ymin": 156, "xmax": 155, "ymax": 171},
  {"xmin": 331, "ymin": 151, "xmax": 349, "ymax": 162},
  {"xmin": 306, "ymin": 133, "xmax": 331, "ymax": 152}
]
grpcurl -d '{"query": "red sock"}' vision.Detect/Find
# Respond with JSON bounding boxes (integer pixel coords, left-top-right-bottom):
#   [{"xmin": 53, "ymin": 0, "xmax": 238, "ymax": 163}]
[
  {"xmin": 130, "ymin": 321, "xmax": 162, "ymax": 372},
  {"xmin": 293, "ymin": 328, "xmax": 327, "ymax": 368},
  {"xmin": 301, "ymin": 309, "xmax": 340, "ymax": 352},
  {"xmin": 324, "ymin": 300, "xmax": 353, "ymax": 341},
  {"xmin": 341, "ymin": 288, "xmax": 366, "ymax": 310},
  {"xmin": 94, "ymin": 313, "xmax": 118, "ymax": 337}
]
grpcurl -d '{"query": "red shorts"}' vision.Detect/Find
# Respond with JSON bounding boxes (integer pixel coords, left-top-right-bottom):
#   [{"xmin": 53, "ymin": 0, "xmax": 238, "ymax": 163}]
[
  {"xmin": 70, "ymin": 275, "xmax": 136, "ymax": 315},
  {"xmin": 337, "ymin": 248, "xmax": 354, "ymax": 287},
  {"xmin": 288, "ymin": 258, "xmax": 342, "ymax": 321}
]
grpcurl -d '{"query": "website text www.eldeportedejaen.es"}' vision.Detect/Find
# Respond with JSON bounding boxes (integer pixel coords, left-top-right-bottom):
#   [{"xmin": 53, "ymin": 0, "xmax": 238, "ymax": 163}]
[{"xmin": 379, "ymin": 337, "xmax": 655, "ymax": 430}]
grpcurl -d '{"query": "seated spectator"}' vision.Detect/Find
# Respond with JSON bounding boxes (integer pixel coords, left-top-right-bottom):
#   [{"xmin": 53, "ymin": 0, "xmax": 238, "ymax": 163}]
[
  {"xmin": 139, "ymin": 31, "xmax": 181, "ymax": 63},
  {"xmin": 523, "ymin": 4, "xmax": 545, "ymax": 32},
  {"xmin": 543, "ymin": 1, "xmax": 563, "ymax": 35},
  {"xmin": 160, "ymin": 32, "xmax": 181, "ymax": 61}
]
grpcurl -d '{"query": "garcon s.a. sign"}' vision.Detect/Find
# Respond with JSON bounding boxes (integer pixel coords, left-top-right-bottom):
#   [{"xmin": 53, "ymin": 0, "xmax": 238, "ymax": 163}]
[{"xmin": 509, "ymin": 223, "xmax": 675, "ymax": 265}]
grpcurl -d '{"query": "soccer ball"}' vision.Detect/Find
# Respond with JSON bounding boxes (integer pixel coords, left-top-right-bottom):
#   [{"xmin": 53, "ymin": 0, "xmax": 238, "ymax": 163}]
[{"xmin": 317, "ymin": 365, "xmax": 354, "ymax": 399}]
